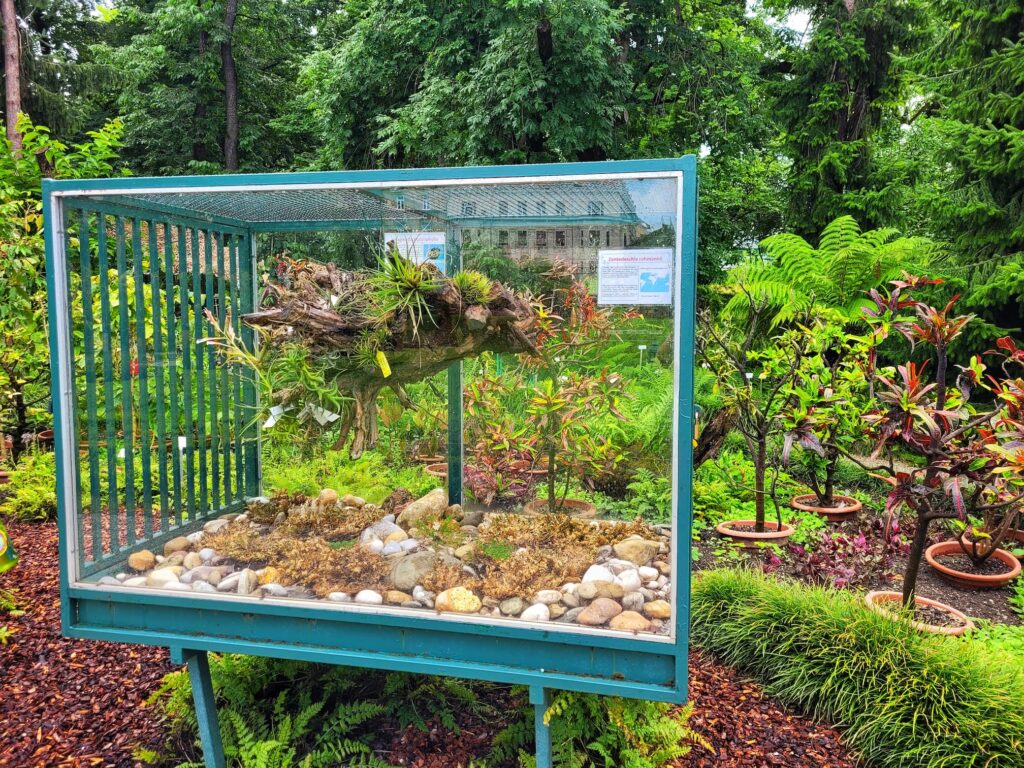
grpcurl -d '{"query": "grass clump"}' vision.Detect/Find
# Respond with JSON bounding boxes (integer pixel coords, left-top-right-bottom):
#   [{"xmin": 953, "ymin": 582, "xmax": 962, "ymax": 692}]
[
  {"xmin": 452, "ymin": 269, "xmax": 494, "ymax": 305},
  {"xmin": 692, "ymin": 568, "xmax": 1024, "ymax": 768}
]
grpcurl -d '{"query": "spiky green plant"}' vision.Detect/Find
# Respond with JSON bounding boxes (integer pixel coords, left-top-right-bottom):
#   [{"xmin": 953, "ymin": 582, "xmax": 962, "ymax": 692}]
[
  {"xmin": 369, "ymin": 249, "xmax": 439, "ymax": 338},
  {"xmin": 351, "ymin": 328, "xmax": 390, "ymax": 372},
  {"xmin": 725, "ymin": 216, "xmax": 943, "ymax": 327},
  {"xmin": 452, "ymin": 270, "xmax": 494, "ymax": 305}
]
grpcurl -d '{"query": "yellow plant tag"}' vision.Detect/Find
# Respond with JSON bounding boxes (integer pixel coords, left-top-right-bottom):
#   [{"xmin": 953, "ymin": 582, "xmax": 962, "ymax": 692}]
[{"xmin": 376, "ymin": 350, "xmax": 392, "ymax": 378}]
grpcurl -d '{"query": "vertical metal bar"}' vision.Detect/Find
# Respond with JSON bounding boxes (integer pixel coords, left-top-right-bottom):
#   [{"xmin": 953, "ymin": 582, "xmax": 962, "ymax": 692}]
[
  {"xmin": 164, "ymin": 223, "xmax": 183, "ymax": 526},
  {"xmin": 229, "ymin": 234, "xmax": 243, "ymax": 499},
  {"xmin": 239, "ymin": 233, "xmax": 259, "ymax": 497},
  {"xmin": 530, "ymin": 686, "xmax": 553, "ymax": 768},
  {"xmin": 673, "ymin": 160, "xmax": 697, "ymax": 701},
  {"xmin": 131, "ymin": 220, "xmax": 153, "ymax": 539},
  {"xmin": 446, "ymin": 227, "xmax": 463, "ymax": 504},
  {"xmin": 217, "ymin": 233, "xmax": 231, "ymax": 502},
  {"xmin": 66, "ymin": 210, "xmax": 86, "ymax": 570},
  {"xmin": 181, "ymin": 227, "xmax": 197, "ymax": 520},
  {"xmin": 149, "ymin": 221, "xmax": 169, "ymax": 532},
  {"xmin": 205, "ymin": 230, "xmax": 220, "ymax": 510},
  {"xmin": 77, "ymin": 209, "xmax": 103, "ymax": 562},
  {"xmin": 183, "ymin": 650, "xmax": 226, "ymax": 768},
  {"xmin": 115, "ymin": 217, "xmax": 136, "ymax": 544},
  {"xmin": 97, "ymin": 215, "xmax": 119, "ymax": 552},
  {"xmin": 193, "ymin": 228, "xmax": 208, "ymax": 515}
]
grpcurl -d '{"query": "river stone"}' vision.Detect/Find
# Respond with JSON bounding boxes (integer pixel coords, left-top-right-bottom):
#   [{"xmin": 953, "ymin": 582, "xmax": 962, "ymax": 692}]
[
  {"xmin": 396, "ymin": 488, "xmax": 448, "ymax": 528},
  {"xmin": 548, "ymin": 604, "xmax": 566, "ymax": 619},
  {"xmin": 655, "ymin": 560, "xmax": 671, "ymax": 575},
  {"xmin": 199, "ymin": 547, "xmax": 216, "ymax": 562},
  {"xmin": 622, "ymin": 591, "xmax": 645, "ymax": 612},
  {"xmin": 318, "ymin": 488, "xmax": 339, "ymax": 505},
  {"xmin": 183, "ymin": 552, "xmax": 204, "ymax": 570},
  {"xmin": 384, "ymin": 529, "xmax": 408, "ymax": 544},
  {"xmin": 459, "ymin": 508, "xmax": 484, "ymax": 527},
  {"xmin": 164, "ymin": 552, "xmax": 186, "ymax": 567},
  {"xmin": 399, "ymin": 539, "xmax": 419, "ymax": 552},
  {"xmin": 455, "ymin": 543, "xmax": 477, "ymax": 561},
  {"xmin": 217, "ymin": 573, "xmax": 242, "ymax": 592},
  {"xmin": 147, "ymin": 569, "xmax": 181, "ymax": 588},
  {"xmin": 534, "ymin": 589, "xmax": 562, "ymax": 605},
  {"xmin": 391, "ymin": 551, "xmax": 437, "ymax": 591},
  {"xmin": 520, "ymin": 603, "xmax": 551, "ymax": 622},
  {"xmin": 328, "ymin": 592, "xmax": 351, "ymax": 602},
  {"xmin": 186, "ymin": 531, "xmax": 204, "ymax": 544},
  {"xmin": 364, "ymin": 537, "xmax": 385, "ymax": 554},
  {"xmin": 163, "ymin": 536, "xmax": 191, "ymax": 556},
  {"xmin": 97, "ymin": 576, "xmax": 121, "ymax": 586},
  {"xmin": 638, "ymin": 566, "xmax": 659, "ymax": 581},
  {"xmin": 606, "ymin": 558, "xmax": 639, "ymax": 575},
  {"xmin": 257, "ymin": 583, "xmax": 286, "ymax": 597},
  {"xmin": 192, "ymin": 581, "xmax": 217, "ymax": 593},
  {"xmin": 612, "ymin": 539, "xmax": 660, "ymax": 565},
  {"xmin": 128, "ymin": 550, "xmax": 156, "ymax": 571},
  {"xmin": 181, "ymin": 566, "xmax": 215, "ymax": 584},
  {"xmin": 362, "ymin": 520, "xmax": 403, "ymax": 542},
  {"xmin": 435, "ymin": 587, "xmax": 482, "ymax": 613},
  {"xmin": 381, "ymin": 542, "xmax": 403, "ymax": 556},
  {"xmin": 577, "ymin": 581, "xmax": 624, "ymax": 600},
  {"xmin": 355, "ymin": 590, "xmax": 384, "ymax": 605},
  {"xmin": 341, "ymin": 494, "xmax": 365, "ymax": 507},
  {"xmin": 237, "ymin": 569, "xmax": 258, "ymax": 595},
  {"xmin": 643, "ymin": 599, "xmax": 671, "ymax": 619},
  {"xmin": 561, "ymin": 592, "xmax": 580, "ymax": 608},
  {"xmin": 581, "ymin": 564, "xmax": 615, "ymax": 583},
  {"xmin": 203, "ymin": 518, "xmax": 230, "ymax": 535},
  {"xmin": 500, "ymin": 597, "xmax": 526, "ymax": 616},
  {"xmin": 576, "ymin": 598, "xmax": 622, "ymax": 626},
  {"xmin": 123, "ymin": 576, "xmax": 148, "ymax": 587},
  {"xmin": 163, "ymin": 581, "xmax": 191, "ymax": 591},
  {"xmin": 385, "ymin": 590, "xmax": 413, "ymax": 604},
  {"xmin": 556, "ymin": 607, "xmax": 585, "ymax": 623},
  {"xmin": 615, "ymin": 570, "xmax": 643, "ymax": 593},
  {"xmin": 609, "ymin": 611, "xmax": 651, "ymax": 632},
  {"xmin": 207, "ymin": 569, "xmax": 227, "ymax": 586}
]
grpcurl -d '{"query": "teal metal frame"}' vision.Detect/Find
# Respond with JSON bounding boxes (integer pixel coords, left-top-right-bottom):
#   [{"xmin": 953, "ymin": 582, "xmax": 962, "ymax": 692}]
[{"xmin": 43, "ymin": 157, "xmax": 698, "ymax": 768}]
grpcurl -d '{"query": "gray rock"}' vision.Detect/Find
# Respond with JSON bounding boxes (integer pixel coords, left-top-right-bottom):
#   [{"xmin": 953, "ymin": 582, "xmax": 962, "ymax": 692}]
[
  {"xmin": 362, "ymin": 520, "xmax": 403, "ymax": 542},
  {"xmin": 381, "ymin": 542, "xmax": 403, "ymax": 556},
  {"xmin": 237, "ymin": 568, "xmax": 258, "ymax": 595},
  {"xmin": 561, "ymin": 592, "xmax": 580, "ymax": 608},
  {"xmin": 391, "ymin": 551, "xmax": 437, "ymax": 591},
  {"xmin": 399, "ymin": 539, "xmax": 419, "ymax": 552},
  {"xmin": 622, "ymin": 591, "xmax": 645, "ymax": 612},
  {"xmin": 181, "ymin": 566, "xmax": 215, "ymax": 584},
  {"xmin": 534, "ymin": 589, "xmax": 562, "ymax": 605},
  {"xmin": 97, "ymin": 576, "xmax": 121, "ymax": 587},
  {"xmin": 582, "ymin": 564, "xmax": 615, "ymax": 583},
  {"xmin": 459, "ymin": 508, "xmax": 484, "ymax": 527},
  {"xmin": 192, "ymin": 581, "xmax": 217, "ymax": 593},
  {"xmin": 217, "ymin": 573, "xmax": 242, "ymax": 592},
  {"xmin": 500, "ymin": 596, "xmax": 526, "ymax": 616},
  {"xmin": 199, "ymin": 548, "xmax": 216, "ymax": 562},
  {"xmin": 364, "ymin": 537, "xmax": 384, "ymax": 554},
  {"xmin": 555, "ymin": 607, "xmax": 585, "ymax": 623},
  {"xmin": 203, "ymin": 518, "xmax": 230, "ymax": 535},
  {"xmin": 115, "ymin": 573, "xmax": 128, "ymax": 581}
]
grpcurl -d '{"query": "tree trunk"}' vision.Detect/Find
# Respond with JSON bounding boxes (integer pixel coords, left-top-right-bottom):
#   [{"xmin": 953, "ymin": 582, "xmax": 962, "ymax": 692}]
[
  {"xmin": 754, "ymin": 437, "xmax": 767, "ymax": 532},
  {"xmin": 193, "ymin": 31, "xmax": 209, "ymax": 163},
  {"xmin": 902, "ymin": 515, "xmax": 930, "ymax": 607},
  {"xmin": 221, "ymin": 0, "xmax": 239, "ymax": 171},
  {"xmin": 823, "ymin": 448, "xmax": 837, "ymax": 507},
  {"xmin": 546, "ymin": 443, "xmax": 557, "ymax": 513},
  {"xmin": 1, "ymin": 0, "xmax": 21, "ymax": 152}
]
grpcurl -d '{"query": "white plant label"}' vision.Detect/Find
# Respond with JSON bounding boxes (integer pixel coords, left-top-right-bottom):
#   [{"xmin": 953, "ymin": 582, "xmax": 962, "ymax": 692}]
[{"xmin": 597, "ymin": 248, "xmax": 674, "ymax": 305}]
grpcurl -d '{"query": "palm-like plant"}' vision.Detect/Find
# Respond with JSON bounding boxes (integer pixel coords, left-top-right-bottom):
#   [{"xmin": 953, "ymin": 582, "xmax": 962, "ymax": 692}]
[{"xmin": 725, "ymin": 216, "xmax": 942, "ymax": 328}]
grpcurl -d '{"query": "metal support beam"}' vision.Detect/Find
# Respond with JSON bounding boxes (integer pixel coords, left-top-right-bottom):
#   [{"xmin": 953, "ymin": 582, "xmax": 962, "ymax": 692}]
[
  {"xmin": 180, "ymin": 649, "xmax": 226, "ymax": 768},
  {"xmin": 530, "ymin": 686, "xmax": 553, "ymax": 768}
]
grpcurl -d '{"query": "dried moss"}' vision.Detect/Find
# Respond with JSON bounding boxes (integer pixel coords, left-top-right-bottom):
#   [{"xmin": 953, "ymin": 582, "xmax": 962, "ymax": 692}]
[
  {"xmin": 480, "ymin": 513, "xmax": 654, "ymax": 551},
  {"xmin": 478, "ymin": 545, "xmax": 592, "ymax": 599},
  {"xmin": 276, "ymin": 499, "xmax": 382, "ymax": 541}
]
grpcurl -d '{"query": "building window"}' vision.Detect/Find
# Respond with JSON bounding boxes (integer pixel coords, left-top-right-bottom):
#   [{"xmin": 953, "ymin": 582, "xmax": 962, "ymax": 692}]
[
  {"xmin": 587, "ymin": 200, "xmax": 604, "ymax": 216},
  {"xmin": 461, "ymin": 201, "xmax": 477, "ymax": 217},
  {"xmin": 498, "ymin": 230, "xmax": 509, "ymax": 247},
  {"xmin": 536, "ymin": 231, "xmax": 548, "ymax": 247},
  {"xmin": 394, "ymin": 195, "xmax": 405, "ymax": 210},
  {"xmin": 606, "ymin": 231, "xmax": 611, "ymax": 246},
  {"xmin": 517, "ymin": 200, "xmax": 528, "ymax": 217},
  {"xmin": 555, "ymin": 201, "xmax": 566, "ymax": 216},
  {"xmin": 588, "ymin": 229, "xmax": 599, "ymax": 246},
  {"xmin": 517, "ymin": 230, "xmax": 528, "ymax": 247},
  {"xmin": 555, "ymin": 230, "xmax": 566, "ymax": 247}
]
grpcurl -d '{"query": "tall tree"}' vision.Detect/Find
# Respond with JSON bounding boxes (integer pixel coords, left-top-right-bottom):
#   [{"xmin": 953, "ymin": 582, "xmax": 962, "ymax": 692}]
[
  {"xmin": 220, "ymin": 0, "xmax": 238, "ymax": 170},
  {"xmin": 1, "ymin": 0, "xmax": 21, "ymax": 151}
]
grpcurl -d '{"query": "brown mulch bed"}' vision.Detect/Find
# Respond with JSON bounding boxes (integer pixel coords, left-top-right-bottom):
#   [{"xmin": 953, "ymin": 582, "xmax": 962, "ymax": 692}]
[{"xmin": 1, "ymin": 521, "xmax": 857, "ymax": 767}]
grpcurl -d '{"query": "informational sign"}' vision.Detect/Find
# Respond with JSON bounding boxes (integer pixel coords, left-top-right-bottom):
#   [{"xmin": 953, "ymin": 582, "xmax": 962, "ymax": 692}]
[
  {"xmin": 384, "ymin": 231, "xmax": 446, "ymax": 275},
  {"xmin": 597, "ymin": 248, "xmax": 674, "ymax": 305}
]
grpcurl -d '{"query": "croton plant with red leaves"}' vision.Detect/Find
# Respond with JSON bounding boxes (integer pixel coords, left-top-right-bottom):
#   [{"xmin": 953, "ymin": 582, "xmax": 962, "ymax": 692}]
[{"xmin": 856, "ymin": 275, "xmax": 1023, "ymax": 606}]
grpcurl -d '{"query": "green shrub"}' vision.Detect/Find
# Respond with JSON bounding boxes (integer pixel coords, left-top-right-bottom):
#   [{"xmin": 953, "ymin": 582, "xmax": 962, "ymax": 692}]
[
  {"xmin": 692, "ymin": 568, "xmax": 1024, "ymax": 768},
  {"xmin": 0, "ymin": 449, "xmax": 57, "ymax": 521}
]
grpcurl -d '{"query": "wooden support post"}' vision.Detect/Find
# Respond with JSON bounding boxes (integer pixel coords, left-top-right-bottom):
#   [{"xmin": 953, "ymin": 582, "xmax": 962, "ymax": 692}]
[
  {"xmin": 181, "ymin": 649, "xmax": 226, "ymax": 768},
  {"xmin": 530, "ymin": 685, "xmax": 553, "ymax": 768}
]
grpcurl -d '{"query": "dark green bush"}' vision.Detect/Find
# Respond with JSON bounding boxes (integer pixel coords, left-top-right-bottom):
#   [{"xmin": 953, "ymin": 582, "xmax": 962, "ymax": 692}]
[
  {"xmin": 0, "ymin": 449, "xmax": 57, "ymax": 521},
  {"xmin": 692, "ymin": 569, "xmax": 1024, "ymax": 768}
]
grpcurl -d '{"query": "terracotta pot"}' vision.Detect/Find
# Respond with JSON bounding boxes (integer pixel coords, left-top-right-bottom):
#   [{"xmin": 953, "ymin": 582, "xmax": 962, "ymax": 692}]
[
  {"xmin": 924, "ymin": 540, "xmax": 1022, "ymax": 590},
  {"xmin": 522, "ymin": 497, "xmax": 597, "ymax": 518},
  {"xmin": 36, "ymin": 429, "xmax": 54, "ymax": 443},
  {"xmin": 0, "ymin": 470, "xmax": 9, "ymax": 485},
  {"xmin": 790, "ymin": 493, "xmax": 862, "ymax": 522},
  {"xmin": 1010, "ymin": 529, "xmax": 1024, "ymax": 562},
  {"xmin": 716, "ymin": 519, "xmax": 794, "ymax": 547},
  {"xmin": 415, "ymin": 454, "xmax": 445, "ymax": 464},
  {"xmin": 864, "ymin": 590, "xmax": 974, "ymax": 636},
  {"xmin": 424, "ymin": 463, "xmax": 448, "ymax": 479}
]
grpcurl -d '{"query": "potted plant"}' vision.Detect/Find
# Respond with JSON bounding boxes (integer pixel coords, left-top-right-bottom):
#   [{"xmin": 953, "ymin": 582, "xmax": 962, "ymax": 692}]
[
  {"xmin": 522, "ymin": 370, "xmax": 627, "ymax": 516},
  {"xmin": 782, "ymin": 321, "xmax": 866, "ymax": 521},
  {"xmin": 698, "ymin": 288, "xmax": 817, "ymax": 545},
  {"xmin": 853, "ymin": 276, "xmax": 1020, "ymax": 632}
]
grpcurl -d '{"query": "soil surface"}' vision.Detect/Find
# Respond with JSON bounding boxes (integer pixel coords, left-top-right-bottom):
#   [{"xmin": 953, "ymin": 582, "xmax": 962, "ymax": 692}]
[
  {"xmin": 932, "ymin": 551, "xmax": 1015, "ymax": 576},
  {"xmin": 0, "ymin": 520, "xmax": 859, "ymax": 767}
]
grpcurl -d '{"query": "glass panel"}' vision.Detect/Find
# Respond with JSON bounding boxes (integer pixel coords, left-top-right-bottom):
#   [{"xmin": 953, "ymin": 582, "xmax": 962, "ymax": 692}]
[{"xmin": 65, "ymin": 174, "xmax": 682, "ymax": 641}]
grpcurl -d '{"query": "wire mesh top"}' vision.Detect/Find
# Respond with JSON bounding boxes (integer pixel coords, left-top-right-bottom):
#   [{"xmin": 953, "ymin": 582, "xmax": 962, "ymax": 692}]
[{"xmin": 72, "ymin": 179, "xmax": 670, "ymax": 229}]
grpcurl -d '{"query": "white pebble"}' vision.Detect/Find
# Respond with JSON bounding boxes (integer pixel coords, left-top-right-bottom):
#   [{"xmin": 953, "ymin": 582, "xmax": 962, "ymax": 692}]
[
  {"xmin": 354, "ymin": 590, "xmax": 383, "ymax": 605},
  {"xmin": 560, "ymin": 583, "xmax": 578, "ymax": 594},
  {"xmin": 162, "ymin": 581, "xmax": 190, "ymax": 591},
  {"xmin": 638, "ymin": 566, "xmax": 659, "ymax": 581},
  {"xmin": 399, "ymin": 539, "xmax": 419, "ymax": 552},
  {"xmin": 582, "ymin": 565, "xmax": 615, "ymax": 583},
  {"xmin": 520, "ymin": 603, "xmax": 551, "ymax": 622},
  {"xmin": 217, "ymin": 573, "xmax": 242, "ymax": 592},
  {"xmin": 199, "ymin": 548, "xmax": 216, "ymax": 562},
  {"xmin": 534, "ymin": 590, "xmax": 562, "ymax": 605},
  {"xmin": 192, "ymin": 582, "xmax": 217, "ymax": 593},
  {"xmin": 328, "ymin": 592, "xmax": 351, "ymax": 602},
  {"xmin": 381, "ymin": 542, "xmax": 402, "ymax": 556},
  {"xmin": 615, "ymin": 570, "xmax": 643, "ymax": 592},
  {"xmin": 122, "ymin": 576, "xmax": 148, "ymax": 587},
  {"xmin": 364, "ymin": 538, "xmax": 384, "ymax": 554},
  {"xmin": 646, "ymin": 581, "xmax": 660, "ymax": 590},
  {"xmin": 187, "ymin": 531, "xmax": 204, "ymax": 543},
  {"xmin": 606, "ymin": 558, "xmax": 638, "ymax": 575},
  {"xmin": 382, "ymin": 513, "xmax": 396, "ymax": 524},
  {"xmin": 261, "ymin": 583, "xmax": 288, "ymax": 597},
  {"xmin": 115, "ymin": 573, "xmax": 128, "ymax": 581}
]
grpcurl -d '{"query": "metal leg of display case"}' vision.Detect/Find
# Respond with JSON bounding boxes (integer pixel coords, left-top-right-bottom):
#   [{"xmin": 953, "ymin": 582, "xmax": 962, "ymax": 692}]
[
  {"xmin": 530, "ymin": 685, "xmax": 553, "ymax": 768},
  {"xmin": 179, "ymin": 649, "xmax": 226, "ymax": 768}
]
